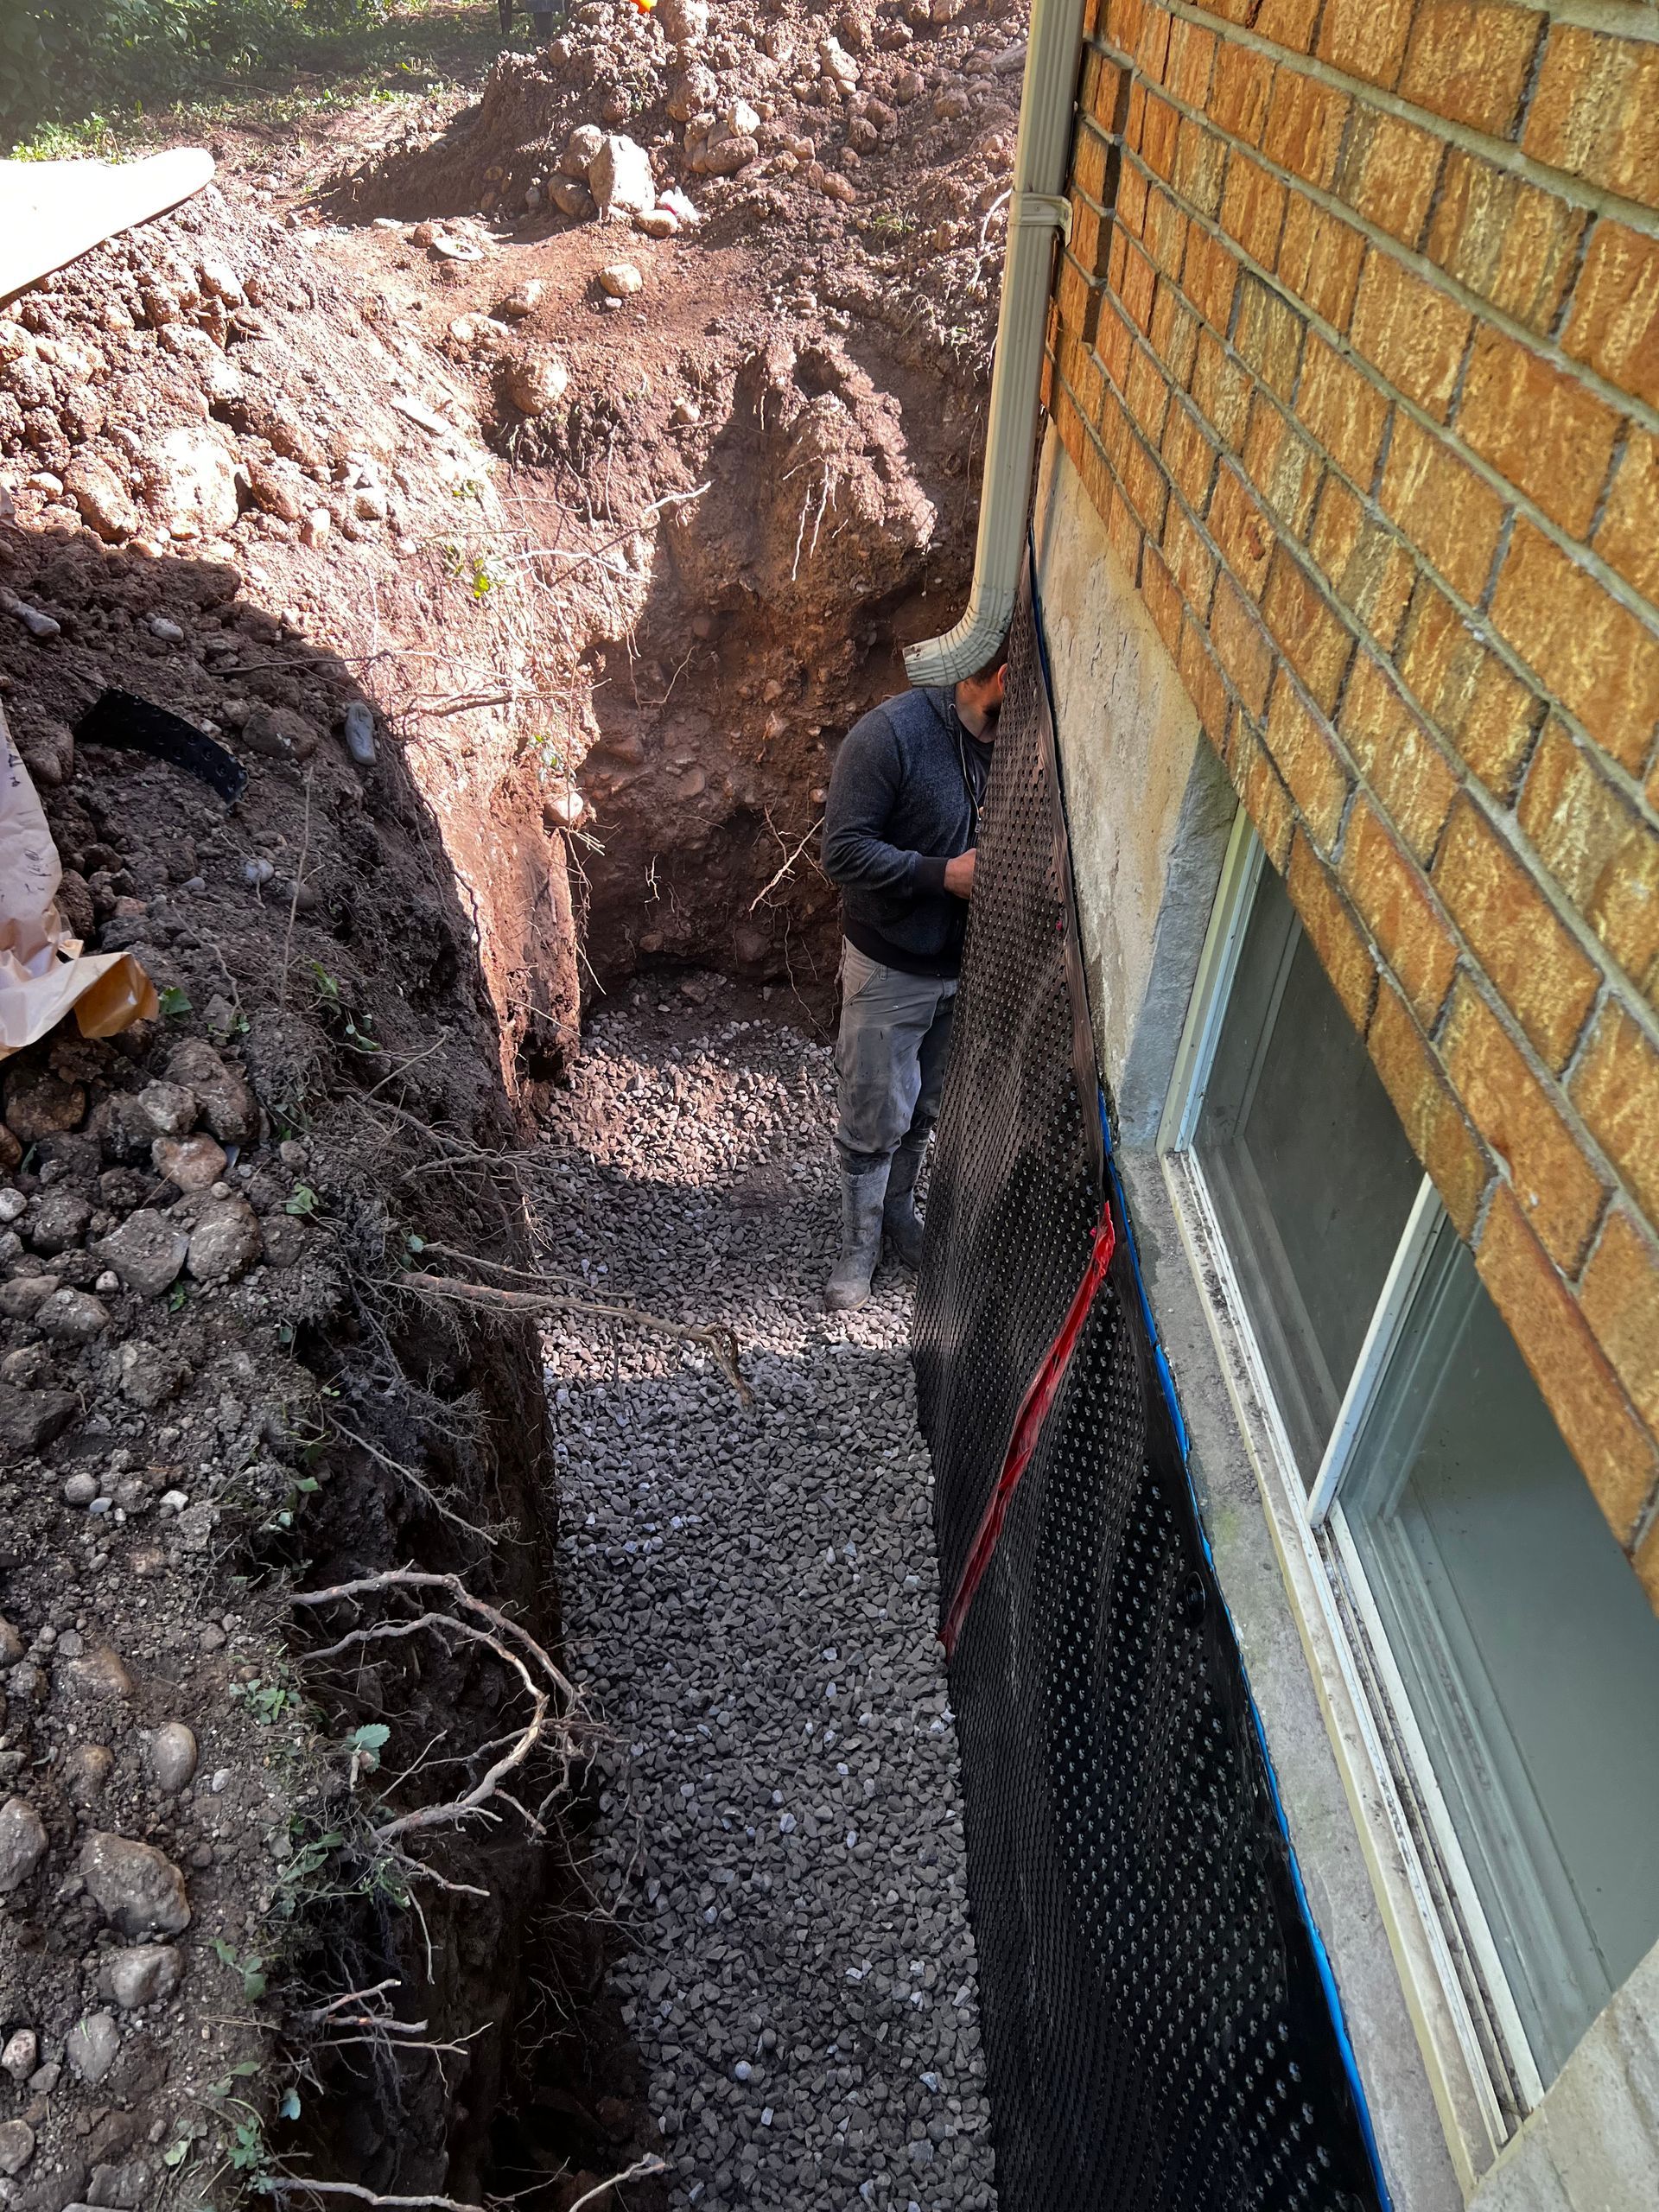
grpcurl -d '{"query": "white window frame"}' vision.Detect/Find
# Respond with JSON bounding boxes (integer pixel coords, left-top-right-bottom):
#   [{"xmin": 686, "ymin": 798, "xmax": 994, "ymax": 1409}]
[{"xmin": 1156, "ymin": 808, "xmax": 1548, "ymax": 2192}]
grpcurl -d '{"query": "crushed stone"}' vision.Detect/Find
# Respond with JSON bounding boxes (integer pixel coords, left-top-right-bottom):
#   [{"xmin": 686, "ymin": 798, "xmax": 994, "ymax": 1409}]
[{"xmin": 541, "ymin": 976, "xmax": 995, "ymax": 2212}]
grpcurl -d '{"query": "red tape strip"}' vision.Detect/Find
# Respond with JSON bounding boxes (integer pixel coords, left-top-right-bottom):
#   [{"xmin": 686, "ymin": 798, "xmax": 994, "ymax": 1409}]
[{"xmin": 940, "ymin": 1201, "xmax": 1118, "ymax": 1659}]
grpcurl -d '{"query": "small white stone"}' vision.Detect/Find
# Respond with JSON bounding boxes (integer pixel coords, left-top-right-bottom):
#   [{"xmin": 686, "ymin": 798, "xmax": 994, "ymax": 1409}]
[{"xmin": 600, "ymin": 263, "xmax": 644, "ymax": 299}]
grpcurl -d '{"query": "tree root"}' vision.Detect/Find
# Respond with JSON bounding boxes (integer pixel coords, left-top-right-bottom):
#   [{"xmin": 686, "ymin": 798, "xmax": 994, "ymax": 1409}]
[{"xmin": 398, "ymin": 1269, "xmax": 753, "ymax": 1405}]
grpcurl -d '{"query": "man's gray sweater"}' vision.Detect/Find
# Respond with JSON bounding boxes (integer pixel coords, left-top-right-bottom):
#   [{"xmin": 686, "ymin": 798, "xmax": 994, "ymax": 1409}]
[{"xmin": 822, "ymin": 685, "xmax": 993, "ymax": 978}]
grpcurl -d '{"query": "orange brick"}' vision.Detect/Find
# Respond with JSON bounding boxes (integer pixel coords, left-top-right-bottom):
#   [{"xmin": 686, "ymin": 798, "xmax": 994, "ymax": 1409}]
[
  {"xmin": 1351, "ymin": 250, "xmax": 1472, "ymax": 421},
  {"xmin": 1572, "ymin": 999, "xmax": 1659, "ymax": 1234},
  {"xmin": 1134, "ymin": 0, "xmax": 1172, "ymax": 81},
  {"xmin": 1122, "ymin": 422, "xmax": 1172, "ymax": 537},
  {"xmin": 1163, "ymin": 400, "xmax": 1219, "ymax": 513},
  {"xmin": 1119, "ymin": 151, "xmax": 1149, "ymax": 237},
  {"xmin": 1261, "ymin": 69, "xmax": 1350, "ymax": 191},
  {"xmin": 1560, "ymin": 219, "xmax": 1659, "ymax": 411},
  {"xmin": 1164, "ymin": 499, "xmax": 1217, "ymax": 612},
  {"xmin": 1173, "ymin": 117, "xmax": 1227, "ymax": 221},
  {"xmin": 1218, "ymin": 154, "xmax": 1287, "ymax": 270},
  {"xmin": 1433, "ymin": 794, "xmax": 1602, "ymax": 1068},
  {"xmin": 1296, "ymin": 334, "xmax": 1392, "ymax": 489},
  {"xmin": 1179, "ymin": 613, "xmax": 1231, "ymax": 745},
  {"xmin": 1593, "ymin": 428, "xmax": 1659, "ymax": 609},
  {"xmin": 1142, "ymin": 543, "xmax": 1185, "ymax": 657},
  {"xmin": 1441, "ymin": 976, "xmax": 1609, "ymax": 1271},
  {"xmin": 1071, "ymin": 200, "xmax": 1106, "ymax": 283},
  {"xmin": 1190, "ymin": 327, "xmax": 1251, "ymax": 442},
  {"xmin": 1120, "ymin": 238, "xmax": 1158, "ymax": 333},
  {"xmin": 1377, "ymin": 415, "xmax": 1507, "ymax": 605},
  {"xmin": 1145, "ymin": 185, "xmax": 1188, "ymax": 277},
  {"xmin": 1366, "ymin": 976, "xmax": 1492, "ymax": 1235},
  {"xmin": 1150, "ymin": 280, "xmax": 1199, "ymax": 385},
  {"xmin": 1210, "ymin": 462, "xmax": 1276, "ymax": 596},
  {"xmin": 1097, "ymin": 296, "xmax": 1133, "ymax": 391},
  {"xmin": 1056, "ymin": 253, "xmax": 1092, "ymax": 338},
  {"xmin": 1253, "ymin": 0, "xmax": 1323, "ymax": 52},
  {"xmin": 1308, "ymin": 478, "xmax": 1415, "ymax": 650},
  {"xmin": 1091, "ymin": 54, "xmax": 1127, "ymax": 132},
  {"xmin": 1183, "ymin": 229, "xmax": 1241, "ymax": 332},
  {"xmin": 1424, "ymin": 151, "xmax": 1588, "ymax": 336},
  {"xmin": 1235, "ymin": 274, "xmax": 1306, "ymax": 398},
  {"xmin": 1210, "ymin": 41, "xmax": 1276, "ymax": 146},
  {"xmin": 1339, "ymin": 651, "xmax": 1460, "ymax": 860},
  {"xmin": 1126, "ymin": 340, "xmax": 1174, "ymax": 442},
  {"xmin": 1287, "ymin": 829, "xmax": 1378, "ymax": 1032},
  {"xmin": 1166, "ymin": 17, "xmax": 1218, "ymax": 108},
  {"xmin": 1143, "ymin": 93, "xmax": 1180, "ymax": 181},
  {"xmin": 1080, "ymin": 423, "xmax": 1115, "ymax": 522},
  {"xmin": 1455, "ymin": 327, "xmax": 1622, "ymax": 537},
  {"xmin": 1334, "ymin": 108, "xmax": 1445, "ymax": 251},
  {"xmin": 1074, "ymin": 122, "xmax": 1111, "ymax": 207},
  {"xmin": 1579, "ymin": 1205, "xmax": 1659, "ymax": 1439},
  {"xmin": 1210, "ymin": 570, "xmax": 1275, "ymax": 715},
  {"xmin": 1342, "ymin": 793, "xmax": 1459, "ymax": 1024},
  {"xmin": 1104, "ymin": 0, "xmax": 1143, "ymax": 51},
  {"xmin": 1395, "ymin": 579, "xmax": 1543, "ymax": 801},
  {"xmin": 1265, "ymin": 669, "xmax": 1351, "ymax": 845},
  {"xmin": 1477, "ymin": 1184, "xmax": 1659, "ymax": 1544},
  {"xmin": 1278, "ymin": 194, "xmax": 1366, "ymax": 333},
  {"xmin": 1242, "ymin": 394, "xmax": 1323, "ymax": 533},
  {"xmin": 1317, "ymin": 0, "xmax": 1417, "ymax": 90},
  {"xmin": 1518, "ymin": 719, "xmax": 1659, "ymax": 1007},
  {"xmin": 1231, "ymin": 720, "xmax": 1298, "ymax": 865},
  {"xmin": 1262, "ymin": 547, "xmax": 1357, "ymax": 712},
  {"xmin": 1523, "ymin": 28, "xmax": 1659, "ymax": 216},
  {"xmin": 1490, "ymin": 521, "xmax": 1659, "ymax": 779},
  {"xmin": 1398, "ymin": 1, "xmax": 1546, "ymax": 137}
]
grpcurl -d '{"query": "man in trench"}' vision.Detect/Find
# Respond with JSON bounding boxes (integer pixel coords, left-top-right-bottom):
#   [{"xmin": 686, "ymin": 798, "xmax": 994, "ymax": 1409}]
[{"xmin": 818, "ymin": 645, "xmax": 1008, "ymax": 1311}]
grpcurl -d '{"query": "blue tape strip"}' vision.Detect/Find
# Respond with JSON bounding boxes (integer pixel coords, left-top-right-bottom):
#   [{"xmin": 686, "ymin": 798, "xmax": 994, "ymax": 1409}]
[{"xmin": 1097, "ymin": 1096, "xmax": 1392, "ymax": 2209}]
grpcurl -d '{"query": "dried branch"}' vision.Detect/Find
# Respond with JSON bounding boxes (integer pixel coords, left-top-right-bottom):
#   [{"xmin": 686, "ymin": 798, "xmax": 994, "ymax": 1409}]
[
  {"xmin": 398, "ymin": 1269, "xmax": 752, "ymax": 1405},
  {"xmin": 565, "ymin": 2157, "xmax": 671, "ymax": 2212},
  {"xmin": 255, "ymin": 2185, "xmax": 483, "ymax": 2212},
  {"xmin": 749, "ymin": 814, "xmax": 824, "ymax": 912}
]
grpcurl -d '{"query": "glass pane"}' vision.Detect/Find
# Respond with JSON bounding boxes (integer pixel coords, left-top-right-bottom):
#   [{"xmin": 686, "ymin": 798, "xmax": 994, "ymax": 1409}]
[
  {"xmin": 1193, "ymin": 858, "xmax": 1421, "ymax": 1483},
  {"xmin": 1343, "ymin": 1226, "xmax": 1659, "ymax": 2084}
]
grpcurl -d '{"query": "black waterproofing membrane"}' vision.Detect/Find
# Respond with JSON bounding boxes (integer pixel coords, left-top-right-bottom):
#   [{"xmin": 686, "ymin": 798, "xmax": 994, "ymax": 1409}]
[{"xmin": 912, "ymin": 556, "xmax": 1388, "ymax": 2212}]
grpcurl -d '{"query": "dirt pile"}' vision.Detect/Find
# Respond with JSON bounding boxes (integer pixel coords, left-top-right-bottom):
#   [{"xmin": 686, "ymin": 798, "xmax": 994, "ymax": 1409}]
[
  {"xmin": 1, "ymin": 183, "xmax": 582, "ymax": 1096},
  {"xmin": 332, "ymin": 0, "xmax": 1026, "ymax": 379}
]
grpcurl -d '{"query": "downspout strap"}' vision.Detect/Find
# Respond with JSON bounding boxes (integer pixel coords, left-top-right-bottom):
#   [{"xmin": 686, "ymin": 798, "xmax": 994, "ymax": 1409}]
[{"xmin": 1007, "ymin": 191, "xmax": 1072, "ymax": 242}]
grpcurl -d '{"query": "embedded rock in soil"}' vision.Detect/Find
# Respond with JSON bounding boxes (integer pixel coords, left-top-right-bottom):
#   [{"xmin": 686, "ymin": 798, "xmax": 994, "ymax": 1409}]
[
  {"xmin": 64, "ymin": 1745, "xmax": 113, "ymax": 1807},
  {"xmin": 153, "ymin": 1133, "xmax": 228, "ymax": 1192},
  {"xmin": 96, "ymin": 1209, "xmax": 190, "ymax": 1297},
  {"xmin": 504, "ymin": 353, "xmax": 570, "ymax": 416},
  {"xmin": 0, "ymin": 2120, "xmax": 34, "ymax": 2177},
  {"xmin": 185, "ymin": 1196, "xmax": 264, "ymax": 1283},
  {"xmin": 79, "ymin": 1834, "xmax": 192, "ymax": 1938},
  {"xmin": 62, "ymin": 453, "xmax": 137, "ymax": 541},
  {"xmin": 0, "ymin": 1798, "xmax": 47, "ymax": 1894},
  {"xmin": 589, "ymin": 135, "xmax": 655, "ymax": 219},
  {"xmin": 66, "ymin": 2012, "xmax": 120, "ymax": 2087},
  {"xmin": 165, "ymin": 1039, "xmax": 259, "ymax": 1145},
  {"xmin": 26, "ymin": 1190, "xmax": 92, "ymax": 1254},
  {"xmin": 0, "ymin": 1386, "xmax": 77, "ymax": 1459},
  {"xmin": 58, "ymin": 1644, "xmax": 133, "ymax": 1701},
  {"xmin": 35, "ymin": 1288, "xmax": 109, "ymax": 1345},
  {"xmin": 145, "ymin": 1722, "xmax": 199, "ymax": 1794},
  {"xmin": 106, "ymin": 1944, "xmax": 184, "ymax": 2011},
  {"xmin": 2, "ymin": 1065, "xmax": 85, "ymax": 1142},
  {"xmin": 138, "ymin": 423, "xmax": 241, "ymax": 539}
]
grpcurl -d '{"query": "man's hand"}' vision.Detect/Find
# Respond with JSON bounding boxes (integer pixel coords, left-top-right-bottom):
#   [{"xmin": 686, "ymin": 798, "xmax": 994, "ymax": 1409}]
[{"xmin": 943, "ymin": 849, "xmax": 976, "ymax": 899}]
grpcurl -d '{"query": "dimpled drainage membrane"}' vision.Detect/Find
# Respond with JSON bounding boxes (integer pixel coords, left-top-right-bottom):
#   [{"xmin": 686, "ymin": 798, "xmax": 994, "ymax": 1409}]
[{"xmin": 912, "ymin": 562, "xmax": 1387, "ymax": 2212}]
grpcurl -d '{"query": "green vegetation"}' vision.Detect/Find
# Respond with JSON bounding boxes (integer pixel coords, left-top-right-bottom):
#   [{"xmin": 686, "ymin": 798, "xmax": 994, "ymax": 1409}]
[{"xmin": 4, "ymin": 0, "xmax": 502, "ymax": 156}]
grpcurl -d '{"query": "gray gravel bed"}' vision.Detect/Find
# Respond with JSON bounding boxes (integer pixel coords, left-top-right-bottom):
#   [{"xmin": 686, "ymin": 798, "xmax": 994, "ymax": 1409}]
[{"xmin": 539, "ymin": 984, "xmax": 995, "ymax": 2212}]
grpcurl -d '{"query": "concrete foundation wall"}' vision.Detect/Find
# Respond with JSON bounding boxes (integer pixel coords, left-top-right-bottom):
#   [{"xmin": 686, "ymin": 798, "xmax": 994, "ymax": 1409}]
[{"xmin": 1033, "ymin": 430, "xmax": 1234, "ymax": 1142}]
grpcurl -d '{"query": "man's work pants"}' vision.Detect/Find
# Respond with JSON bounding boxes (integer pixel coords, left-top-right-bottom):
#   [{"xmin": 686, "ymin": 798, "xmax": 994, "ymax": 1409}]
[{"xmin": 834, "ymin": 941, "xmax": 957, "ymax": 1167}]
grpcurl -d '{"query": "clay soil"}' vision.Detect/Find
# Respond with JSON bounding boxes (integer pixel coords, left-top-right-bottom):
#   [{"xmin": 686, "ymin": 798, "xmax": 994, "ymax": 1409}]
[{"xmin": 0, "ymin": 0, "xmax": 1020, "ymax": 2202}]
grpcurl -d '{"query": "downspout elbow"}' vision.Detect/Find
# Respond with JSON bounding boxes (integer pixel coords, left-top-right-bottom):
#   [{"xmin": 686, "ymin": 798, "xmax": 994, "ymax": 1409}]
[{"xmin": 903, "ymin": 0, "xmax": 1089, "ymax": 689}]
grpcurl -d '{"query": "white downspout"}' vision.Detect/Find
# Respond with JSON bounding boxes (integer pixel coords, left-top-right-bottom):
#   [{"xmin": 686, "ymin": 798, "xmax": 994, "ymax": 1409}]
[{"xmin": 903, "ymin": 0, "xmax": 1088, "ymax": 687}]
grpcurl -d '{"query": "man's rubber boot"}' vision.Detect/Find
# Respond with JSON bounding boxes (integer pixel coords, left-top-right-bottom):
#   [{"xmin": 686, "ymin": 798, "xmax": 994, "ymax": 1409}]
[
  {"xmin": 824, "ymin": 1160, "xmax": 889, "ymax": 1312},
  {"xmin": 883, "ymin": 1136, "xmax": 928, "ymax": 1269}
]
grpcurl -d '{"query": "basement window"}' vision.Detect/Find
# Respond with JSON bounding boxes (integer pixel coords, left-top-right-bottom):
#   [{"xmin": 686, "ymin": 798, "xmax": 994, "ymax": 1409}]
[{"xmin": 1159, "ymin": 813, "xmax": 1659, "ymax": 2162}]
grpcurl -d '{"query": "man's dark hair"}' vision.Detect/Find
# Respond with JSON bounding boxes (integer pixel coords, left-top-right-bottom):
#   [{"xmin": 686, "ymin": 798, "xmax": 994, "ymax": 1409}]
[{"xmin": 964, "ymin": 639, "xmax": 1009, "ymax": 685}]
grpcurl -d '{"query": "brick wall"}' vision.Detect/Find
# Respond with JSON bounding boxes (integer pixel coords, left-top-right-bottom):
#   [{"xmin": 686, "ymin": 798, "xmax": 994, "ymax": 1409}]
[{"xmin": 1043, "ymin": 0, "xmax": 1659, "ymax": 1594}]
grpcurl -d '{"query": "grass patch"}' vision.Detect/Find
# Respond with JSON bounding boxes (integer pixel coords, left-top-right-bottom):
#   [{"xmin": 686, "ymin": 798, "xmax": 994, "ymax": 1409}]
[{"xmin": 5, "ymin": 0, "xmax": 514, "ymax": 157}]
